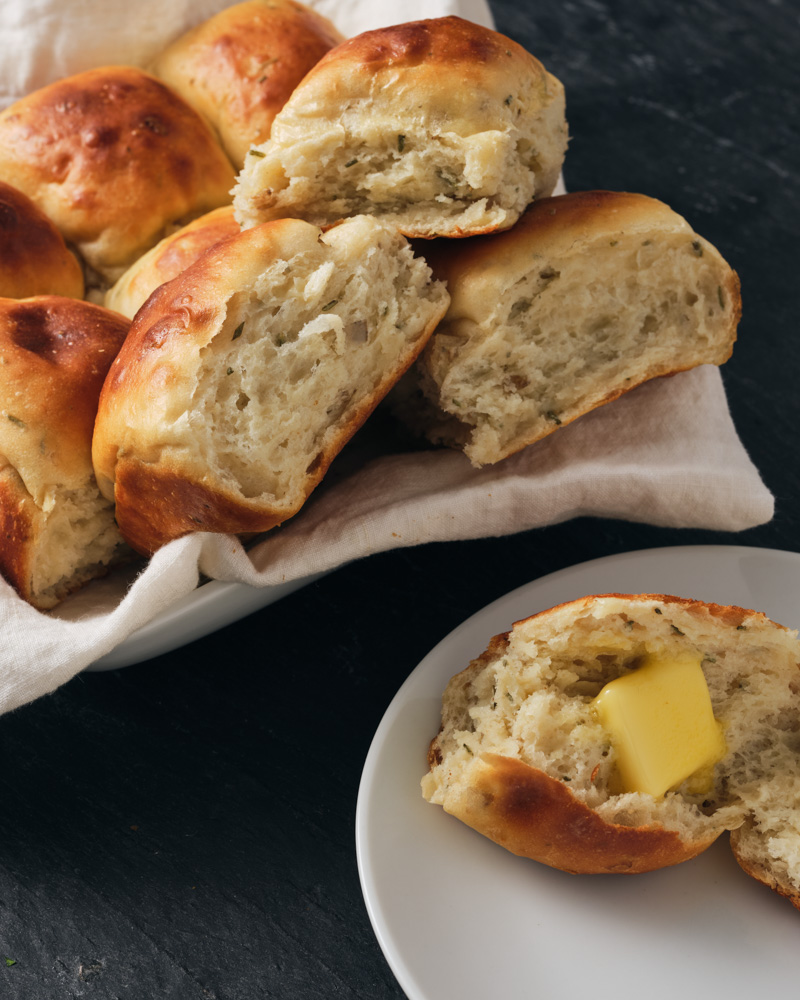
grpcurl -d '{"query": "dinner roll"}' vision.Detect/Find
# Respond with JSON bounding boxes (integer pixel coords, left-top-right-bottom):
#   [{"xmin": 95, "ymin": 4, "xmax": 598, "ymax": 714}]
[
  {"xmin": 92, "ymin": 215, "xmax": 450, "ymax": 555},
  {"xmin": 423, "ymin": 594, "xmax": 800, "ymax": 908},
  {"xmin": 0, "ymin": 296, "xmax": 129, "ymax": 609},
  {"xmin": 150, "ymin": 0, "xmax": 344, "ymax": 169},
  {"xmin": 0, "ymin": 181, "xmax": 84, "ymax": 300},
  {"xmin": 0, "ymin": 67, "xmax": 236, "ymax": 283},
  {"xmin": 105, "ymin": 206, "xmax": 240, "ymax": 319},
  {"xmin": 233, "ymin": 16, "xmax": 567, "ymax": 238},
  {"xmin": 398, "ymin": 191, "xmax": 741, "ymax": 466}
]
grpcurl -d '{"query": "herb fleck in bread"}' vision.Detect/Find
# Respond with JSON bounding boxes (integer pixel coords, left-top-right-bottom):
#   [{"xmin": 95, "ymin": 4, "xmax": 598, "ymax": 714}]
[
  {"xmin": 399, "ymin": 191, "xmax": 740, "ymax": 466},
  {"xmin": 233, "ymin": 16, "xmax": 567, "ymax": 238},
  {"xmin": 92, "ymin": 214, "xmax": 450, "ymax": 555},
  {"xmin": 423, "ymin": 594, "xmax": 800, "ymax": 909}
]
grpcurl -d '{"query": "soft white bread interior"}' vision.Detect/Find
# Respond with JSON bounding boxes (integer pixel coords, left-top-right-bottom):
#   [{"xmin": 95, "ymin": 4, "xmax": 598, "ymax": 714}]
[
  {"xmin": 0, "ymin": 296, "xmax": 130, "ymax": 609},
  {"xmin": 92, "ymin": 214, "xmax": 450, "ymax": 555},
  {"xmin": 423, "ymin": 594, "xmax": 800, "ymax": 908},
  {"xmin": 399, "ymin": 191, "xmax": 741, "ymax": 466},
  {"xmin": 233, "ymin": 16, "xmax": 567, "ymax": 238},
  {"xmin": 150, "ymin": 0, "xmax": 344, "ymax": 169}
]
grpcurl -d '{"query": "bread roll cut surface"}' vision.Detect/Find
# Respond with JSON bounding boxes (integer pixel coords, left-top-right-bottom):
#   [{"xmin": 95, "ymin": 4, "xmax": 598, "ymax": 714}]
[
  {"xmin": 92, "ymin": 215, "xmax": 450, "ymax": 555},
  {"xmin": 423, "ymin": 594, "xmax": 800, "ymax": 903},
  {"xmin": 0, "ymin": 67, "xmax": 236, "ymax": 283},
  {"xmin": 150, "ymin": 0, "xmax": 344, "ymax": 169},
  {"xmin": 105, "ymin": 207, "xmax": 240, "ymax": 320},
  {"xmin": 0, "ymin": 182, "xmax": 84, "ymax": 300},
  {"xmin": 400, "ymin": 191, "xmax": 741, "ymax": 465},
  {"xmin": 0, "ymin": 296, "xmax": 130, "ymax": 609},
  {"xmin": 233, "ymin": 16, "xmax": 567, "ymax": 238}
]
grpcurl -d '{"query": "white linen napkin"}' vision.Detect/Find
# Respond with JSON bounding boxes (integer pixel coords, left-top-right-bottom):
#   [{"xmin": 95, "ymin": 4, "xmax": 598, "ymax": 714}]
[
  {"xmin": 0, "ymin": 0, "xmax": 773, "ymax": 714},
  {"xmin": 0, "ymin": 0, "xmax": 493, "ymax": 108}
]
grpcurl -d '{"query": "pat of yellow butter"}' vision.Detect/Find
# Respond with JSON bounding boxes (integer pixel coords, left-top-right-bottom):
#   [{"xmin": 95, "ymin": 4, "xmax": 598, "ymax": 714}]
[{"xmin": 593, "ymin": 653, "xmax": 725, "ymax": 798}]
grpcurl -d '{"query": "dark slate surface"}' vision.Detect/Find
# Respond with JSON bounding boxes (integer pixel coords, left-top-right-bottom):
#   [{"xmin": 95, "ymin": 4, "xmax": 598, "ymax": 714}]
[{"xmin": 0, "ymin": 2, "xmax": 797, "ymax": 997}]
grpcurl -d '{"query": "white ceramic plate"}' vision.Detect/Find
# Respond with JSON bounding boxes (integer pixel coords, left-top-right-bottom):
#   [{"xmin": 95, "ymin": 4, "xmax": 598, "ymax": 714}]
[{"xmin": 356, "ymin": 545, "xmax": 800, "ymax": 1000}]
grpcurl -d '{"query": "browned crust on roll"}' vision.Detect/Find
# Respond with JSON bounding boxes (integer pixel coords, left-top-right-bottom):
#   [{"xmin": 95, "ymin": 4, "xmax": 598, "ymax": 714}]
[
  {"xmin": 109, "ymin": 296, "xmax": 443, "ymax": 555},
  {"xmin": 730, "ymin": 826, "xmax": 800, "ymax": 911},
  {"xmin": 105, "ymin": 206, "xmax": 240, "ymax": 319},
  {"xmin": 428, "ymin": 599, "xmax": 761, "ymax": 874},
  {"xmin": 151, "ymin": 0, "xmax": 344, "ymax": 168},
  {"xmin": 407, "ymin": 190, "xmax": 742, "ymax": 465},
  {"xmin": 234, "ymin": 15, "xmax": 566, "ymax": 238},
  {"xmin": 94, "ymin": 216, "xmax": 448, "ymax": 554},
  {"xmin": 512, "ymin": 592, "xmax": 777, "ymax": 634},
  {"xmin": 0, "ymin": 182, "xmax": 84, "ymax": 299},
  {"xmin": 457, "ymin": 753, "xmax": 718, "ymax": 875},
  {"xmin": 425, "ymin": 593, "xmax": 794, "ymax": 878},
  {"xmin": 0, "ymin": 67, "xmax": 236, "ymax": 280},
  {"xmin": 0, "ymin": 296, "xmax": 130, "ymax": 605},
  {"xmin": 0, "ymin": 468, "xmax": 36, "ymax": 602},
  {"xmin": 111, "ymin": 461, "xmax": 284, "ymax": 555},
  {"xmin": 0, "ymin": 296, "xmax": 131, "ymax": 468},
  {"xmin": 430, "ymin": 192, "xmax": 743, "ymax": 340},
  {"xmin": 307, "ymin": 15, "xmax": 543, "ymax": 85}
]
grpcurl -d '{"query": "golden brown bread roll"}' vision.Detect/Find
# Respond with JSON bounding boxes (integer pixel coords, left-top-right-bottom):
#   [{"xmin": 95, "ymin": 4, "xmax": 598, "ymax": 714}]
[
  {"xmin": 92, "ymin": 214, "xmax": 449, "ymax": 555},
  {"xmin": 0, "ymin": 66, "xmax": 236, "ymax": 284},
  {"xmin": 0, "ymin": 181, "xmax": 84, "ymax": 300},
  {"xmin": 397, "ymin": 191, "xmax": 741, "ymax": 465},
  {"xmin": 234, "ymin": 16, "xmax": 567, "ymax": 238},
  {"xmin": 423, "ymin": 594, "xmax": 800, "ymax": 908},
  {"xmin": 0, "ymin": 296, "xmax": 130, "ymax": 609},
  {"xmin": 150, "ymin": 0, "xmax": 344, "ymax": 169},
  {"xmin": 105, "ymin": 206, "xmax": 240, "ymax": 319}
]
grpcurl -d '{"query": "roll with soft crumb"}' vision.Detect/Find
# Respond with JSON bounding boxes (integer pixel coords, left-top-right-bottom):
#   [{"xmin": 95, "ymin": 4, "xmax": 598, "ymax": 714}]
[
  {"xmin": 0, "ymin": 181, "xmax": 84, "ymax": 300},
  {"xmin": 0, "ymin": 296, "xmax": 130, "ymax": 609},
  {"xmin": 105, "ymin": 206, "xmax": 240, "ymax": 320},
  {"xmin": 150, "ymin": 0, "xmax": 344, "ymax": 169},
  {"xmin": 423, "ymin": 594, "xmax": 800, "ymax": 909},
  {"xmin": 398, "ymin": 191, "xmax": 741, "ymax": 466},
  {"xmin": 233, "ymin": 16, "xmax": 567, "ymax": 238},
  {"xmin": 0, "ymin": 67, "xmax": 236, "ymax": 284},
  {"xmin": 92, "ymin": 214, "xmax": 450, "ymax": 555}
]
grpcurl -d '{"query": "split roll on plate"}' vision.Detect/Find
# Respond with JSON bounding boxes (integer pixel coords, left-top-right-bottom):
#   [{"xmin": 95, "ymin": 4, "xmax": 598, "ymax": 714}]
[
  {"xmin": 0, "ymin": 66, "xmax": 236, "ymax": 284},
  {"xmin": 399, "ymin": 190, "xmax": 741, "ymax": 466},
  {"xmin": 92, "ymin": 214, "xmax": 450, "ymax": 555},
  {"xmin": 423, "ymin": 594, "xmax": 800, "ymax": 909},
  {"xmin": 150, "ymin": 0, "xmax": 345, "ymax": 170},
  {"xmin": 0, "ymin": 181, "xmax": 84, "ymax": 300},
  {"xmin": 0, "ymin": 296, "xmax": 130, "ymax": 609},
  {"xmin": 233, "ymin": 16, "xmax": 567, "ymax": 238}
]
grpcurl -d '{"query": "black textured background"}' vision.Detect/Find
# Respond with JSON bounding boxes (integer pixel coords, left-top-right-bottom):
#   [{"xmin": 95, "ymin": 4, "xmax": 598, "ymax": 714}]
[{"xmin": 0, "ymin": 2, "xmax": 797, "ymax": 997}]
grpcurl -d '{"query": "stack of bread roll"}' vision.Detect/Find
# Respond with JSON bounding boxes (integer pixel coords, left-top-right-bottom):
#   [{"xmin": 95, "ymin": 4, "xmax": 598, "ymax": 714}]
[{"xmin": 0, "ymin": 3, "xmax": 740, "ymax": 607}]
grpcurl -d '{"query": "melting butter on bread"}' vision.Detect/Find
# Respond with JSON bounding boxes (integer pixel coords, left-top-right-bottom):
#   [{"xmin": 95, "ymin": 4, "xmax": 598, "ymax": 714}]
[{"xmin": 423, "ymin": 594, "xmax": 800, "ymax": 909}]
